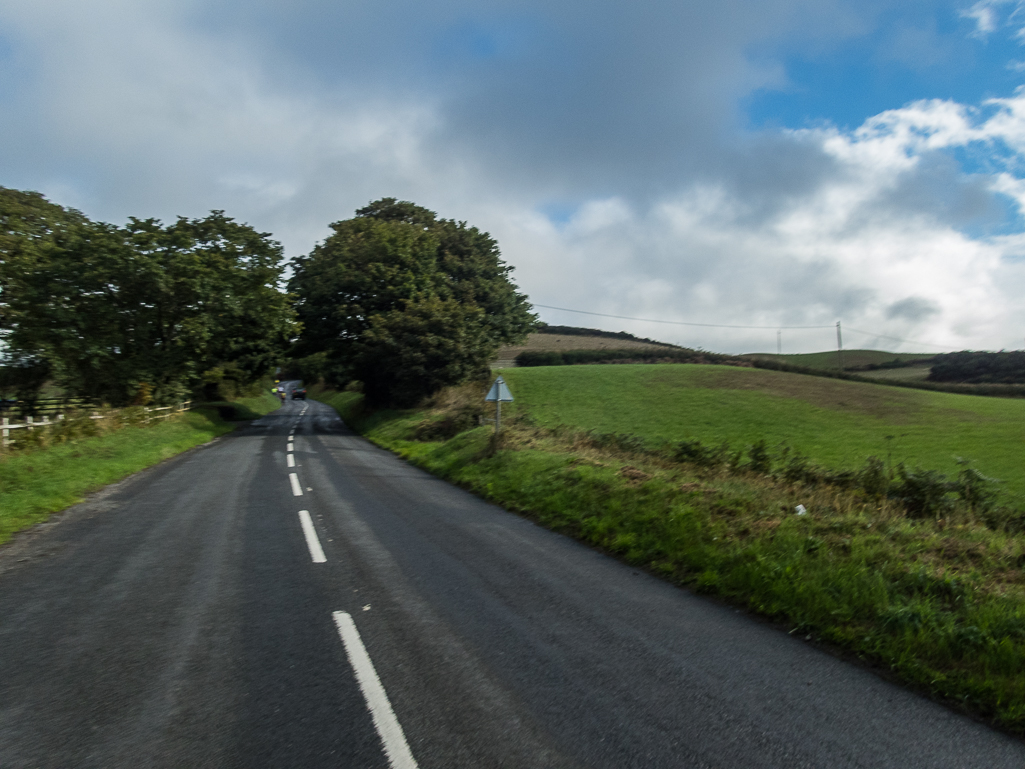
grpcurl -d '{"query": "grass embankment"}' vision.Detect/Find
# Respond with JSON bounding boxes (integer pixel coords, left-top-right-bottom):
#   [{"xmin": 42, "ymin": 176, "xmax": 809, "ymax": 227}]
[
  {"xmin": 0, "ymin": 390, "xmax": 281, "ymax": 546},
  {"xmin": 501, "ymin": 364, "xmax": 1025, "ymax": 499},
  {"xmin": 315, "ymin": 366, "xmax": 1025, "ymax": 733}
]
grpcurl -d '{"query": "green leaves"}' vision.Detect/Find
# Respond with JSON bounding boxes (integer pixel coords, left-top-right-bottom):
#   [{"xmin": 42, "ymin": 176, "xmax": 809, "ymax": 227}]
[
  {"xmin": 0, "ymin": 188, "xmax": 297, "ymax": 404},
  {"xmin": 289, "ymin": 197, "xmax": 536, "ymax": 405}
]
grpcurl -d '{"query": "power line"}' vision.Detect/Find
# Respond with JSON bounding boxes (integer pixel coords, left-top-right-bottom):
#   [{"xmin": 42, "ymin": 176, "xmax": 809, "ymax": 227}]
[
  {"xmin": 843, "ymin": 326, "xmax": 956, "ymax": 351},
  {"xmin": 533, "ymin": 303, "xmax": 958, "ymax": 351},
  {"xmin": 533, "ymin": 304, "xmax": 834, "ymax": 330}
]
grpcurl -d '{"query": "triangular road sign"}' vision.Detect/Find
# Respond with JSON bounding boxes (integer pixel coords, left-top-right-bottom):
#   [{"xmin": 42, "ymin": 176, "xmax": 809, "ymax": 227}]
[{"xmin": 485, "ymin": 376, "xmax": 514, "ymax": 402}]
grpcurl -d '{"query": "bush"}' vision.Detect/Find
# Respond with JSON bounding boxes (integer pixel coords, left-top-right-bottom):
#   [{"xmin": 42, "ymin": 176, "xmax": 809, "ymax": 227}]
[
  {"xmin": 675, "ymin": 439, "xmax": 728, "ymax": 467},
  {"xmin": 859, "ymin": 456, "xmax": 890, "ymax": 498},
  {"xmin": 516, "ymin": 351, "xmax": 565, "ymax": 367},
  {"xmin": 895, "ymin": 466, "xmax": 952, "ymax": 518},
  {"xmin": 955, "ymin": 459, "xmax": 1000, "ymax": 513},
  {"xmin": 748, "ymin": 439, "xmax": 771, "ymax": 474},
  {"xmin": 515, "ymin": 348, "xmax": 743, "ymax": 367}
]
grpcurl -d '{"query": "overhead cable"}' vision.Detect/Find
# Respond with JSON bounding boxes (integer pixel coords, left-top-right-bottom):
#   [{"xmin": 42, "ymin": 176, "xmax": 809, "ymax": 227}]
[
  {"xmin": 534, "ymin": 303, "xmax": 957, "ymax": 350},
  {"xmin": 532, "ymin": 304, "xmax": 834, "ymax": 330},
  {"xmin": 843, "ymin": 326, "xmax": 955, "ymax": 351}
]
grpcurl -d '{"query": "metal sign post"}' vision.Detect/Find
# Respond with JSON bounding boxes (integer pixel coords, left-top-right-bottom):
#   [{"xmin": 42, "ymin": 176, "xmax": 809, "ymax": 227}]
[{"xmin": 485, "ymin": 376, "xmax": 514, "ymax": 435}]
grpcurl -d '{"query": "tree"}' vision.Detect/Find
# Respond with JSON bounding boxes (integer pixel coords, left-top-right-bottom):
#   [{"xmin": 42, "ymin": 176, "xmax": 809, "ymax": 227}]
[
  {"xmin": 289, "ymin": 198, "xmax": 535, "ymax": 406},
  {"xmin": 0, "ymin": 187, "xmax": 297, "ymax": 404}
]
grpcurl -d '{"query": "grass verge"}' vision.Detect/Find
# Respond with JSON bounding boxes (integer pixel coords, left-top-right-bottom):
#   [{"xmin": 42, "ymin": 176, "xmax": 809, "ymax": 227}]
[
  {"xmin": 314, "ymin": 382, "xmax": 1025, "ymax": 735},
  {"xmin": 0, "ymin": 408, "xmax": 243, "ymax": 546},
  {"xmin": 194, "ymin": 389, "xmax": 283, "ymax": 421}
]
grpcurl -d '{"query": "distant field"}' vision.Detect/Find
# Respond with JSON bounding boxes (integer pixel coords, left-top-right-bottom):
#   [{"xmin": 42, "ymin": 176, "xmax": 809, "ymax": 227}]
[
  {"xmin": 743, "ymin": 349, "xmax": 935, "ymax": 371},
  {"xmin": 863, "ymin": 364, "xmax": 933, "ymax": 382},
  {"xmin": 494, "ymin": 332, "xmax": 675, "ymax": 365},
  {"xmin": 501, "ymin": 363, "xmax": 1025, "ymax": 498}
]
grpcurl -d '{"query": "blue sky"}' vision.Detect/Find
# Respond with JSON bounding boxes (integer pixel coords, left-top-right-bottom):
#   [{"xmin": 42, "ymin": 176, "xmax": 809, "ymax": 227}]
[
  {"xmin": 3, "ymin": 0, "xmax": 1025, "ymax": 352},
  {"xmin": 746, "ymin": 3, "xmax": 1022, "ymax": 130}
]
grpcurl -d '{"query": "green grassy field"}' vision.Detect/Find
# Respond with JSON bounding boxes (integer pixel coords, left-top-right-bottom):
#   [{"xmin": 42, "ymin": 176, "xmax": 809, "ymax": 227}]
[
  {"xmin": 314, "ymin": 374, "xmax": 1025, "ymax": 732},
  {"xmin": 499, "ymin": 364, "xmax": 1025, "ymax": 499},
  {"xmin": 0, "ymin": 390, "xmax": 281, "ymax": 545},
  {"xmin": 744, "ymin": 349, "xmax": 935, "ymax": 370}
]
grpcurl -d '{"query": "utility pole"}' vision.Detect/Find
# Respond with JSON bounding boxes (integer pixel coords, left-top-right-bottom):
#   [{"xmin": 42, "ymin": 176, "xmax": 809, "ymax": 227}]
[
  {"xmin": 836, "ymin": 321, "xmax": 845, "ymax": 371},
  {"xmin": 777, "ymin": 329, "xmax": 782, "ymax": 356}
]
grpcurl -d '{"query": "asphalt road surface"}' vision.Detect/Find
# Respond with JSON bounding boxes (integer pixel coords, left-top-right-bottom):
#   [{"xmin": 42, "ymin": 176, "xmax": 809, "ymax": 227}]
[{"xmin": 2, "ymin": 388, "xmax": 1024, "ymax": 768}]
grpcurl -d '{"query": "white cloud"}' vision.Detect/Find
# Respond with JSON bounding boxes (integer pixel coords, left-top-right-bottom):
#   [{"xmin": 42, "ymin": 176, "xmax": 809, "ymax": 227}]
[{"xmin": 3, "ymin": 1, "xmax": 1025, "ymax": 354}]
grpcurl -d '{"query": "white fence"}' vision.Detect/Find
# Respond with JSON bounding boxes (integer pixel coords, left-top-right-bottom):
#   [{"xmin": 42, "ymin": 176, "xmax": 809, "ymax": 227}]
[{"xmin": 1, "ymin": 401, "xmax": 192, "ymax": 449}]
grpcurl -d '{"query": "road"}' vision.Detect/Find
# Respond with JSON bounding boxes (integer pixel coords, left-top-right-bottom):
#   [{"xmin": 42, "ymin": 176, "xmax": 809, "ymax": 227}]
[{"xmin": 1, "ymin": 389, "xmax": 1023, "ymax": 768}]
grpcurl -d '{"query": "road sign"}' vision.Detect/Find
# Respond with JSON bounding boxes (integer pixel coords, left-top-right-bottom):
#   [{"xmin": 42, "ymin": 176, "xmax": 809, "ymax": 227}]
[
  {"xmin": 485, "ymin": 376, "xmax": 513, "ymax": 436},
  {"xmin": 486, "ymin": 376, "xmax": 514, "ymax": 402}
]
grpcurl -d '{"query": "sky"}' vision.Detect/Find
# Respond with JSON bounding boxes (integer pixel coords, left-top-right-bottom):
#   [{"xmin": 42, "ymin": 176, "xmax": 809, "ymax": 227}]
[{"xmin": 3, "ymin": 0, "xmax": 1025, "ymax": 353}]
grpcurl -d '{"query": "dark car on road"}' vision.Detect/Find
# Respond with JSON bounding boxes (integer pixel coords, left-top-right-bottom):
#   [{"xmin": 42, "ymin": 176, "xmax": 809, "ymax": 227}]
[{"xmin": 292, "ymin": 388, "xmax": 307, "ymax": 400}]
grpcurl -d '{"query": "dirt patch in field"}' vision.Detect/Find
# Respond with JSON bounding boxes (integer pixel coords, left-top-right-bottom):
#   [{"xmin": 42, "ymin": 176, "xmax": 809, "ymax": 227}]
[{"xmin": 618, "ymin": 465, "xmax": 652, "ymax": 485}]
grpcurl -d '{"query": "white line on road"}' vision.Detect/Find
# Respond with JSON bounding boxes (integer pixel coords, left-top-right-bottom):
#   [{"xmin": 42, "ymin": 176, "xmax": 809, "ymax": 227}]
[
  {"xmin": 287, "ymin": 454, "xmax": 295, "ymax": 467},
  {"xmin": 287, "ymin": 442, "xmax": 294, "ymax": 452},
  {"xmin": 332, "ymin": 611, "xmax": 419, "ymax": 769},
  {"xmin": 289, "ymin": 472, "xmax": 303, "ymax": 496},
  {"xmin": 297, "ymin": 510, "xmax": 326, "ymax": 563}
]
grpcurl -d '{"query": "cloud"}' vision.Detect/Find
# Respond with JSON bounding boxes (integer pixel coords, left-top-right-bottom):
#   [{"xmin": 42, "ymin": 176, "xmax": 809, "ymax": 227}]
[
  {"xmin": 2, "ymin": 1, "xmax": 1025, "ymax": 354},
  {"xmin": 885, "ymin": 297, "xmax": 941, "ymax": 321}
]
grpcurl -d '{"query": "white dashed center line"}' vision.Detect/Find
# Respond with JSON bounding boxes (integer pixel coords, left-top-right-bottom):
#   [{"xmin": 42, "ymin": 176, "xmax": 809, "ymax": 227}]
[
  {"xmin": 287, "ymin": 442, "xmax": 294, "ymax": 452},
  {"xmin": 287, "ymin": 454, "xmax": 295, "ymax": 467},
  {"xmin": 332, "ymin": 611, "xmax": 419, "ymax": 769},
  {"xmin": 297, "ymin": 510, "xmax": 326, "ymax": 563},
  {"xmin": 289, "ymin": 472, "xmax": 303, "ymax": 496}
]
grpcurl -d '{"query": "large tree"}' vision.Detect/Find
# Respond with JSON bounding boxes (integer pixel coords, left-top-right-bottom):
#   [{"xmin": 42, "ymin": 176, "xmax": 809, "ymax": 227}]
[
  {"xmin": 0, "ymin": 187, "xmax": 297, "ymax": 404},
  {"xmin": 0, "ymin": 188, "xmax": 90, "ymax": 402},
  {"xmin": 289, "ymin": 198, "xmax": 535, "ymax": 406}
]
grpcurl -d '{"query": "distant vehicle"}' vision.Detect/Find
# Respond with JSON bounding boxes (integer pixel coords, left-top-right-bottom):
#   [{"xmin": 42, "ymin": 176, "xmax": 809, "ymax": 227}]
[{"xmin": 292, "ymin": 388, "xmax": 307, "ymax": 400}]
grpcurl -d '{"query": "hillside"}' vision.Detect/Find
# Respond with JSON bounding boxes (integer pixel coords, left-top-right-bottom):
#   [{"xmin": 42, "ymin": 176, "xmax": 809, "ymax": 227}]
[
  {"xmin": 494, "ymin": 329, "xmax": 676, "ymax": 367},
  {"xmin": 742, "ymin": 349, "xmax": 935, "ymax": 371},
  {"xmin": 500, "ymin": 363, "xmax": 1025, "ymax": 498}
]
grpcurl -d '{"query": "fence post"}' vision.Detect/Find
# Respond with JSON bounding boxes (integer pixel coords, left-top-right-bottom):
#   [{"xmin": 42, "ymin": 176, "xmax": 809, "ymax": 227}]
[{"xmin": 2, "ymin": 416, "xmax": 8, "ymax": 445}]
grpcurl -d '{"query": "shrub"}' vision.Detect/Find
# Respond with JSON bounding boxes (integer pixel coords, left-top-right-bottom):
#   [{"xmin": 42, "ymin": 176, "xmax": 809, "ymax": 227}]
[
  {"xmin": 894, "ymin": 466, "xmax": 952, "ymax": 518},
  {"xmin": 674, "ymin": 439, "xmax": 727, "ymax": 467},
  {"xmin": 516, "ymin": 351, "xmax": 565, "ymax": 367},
  {"xmin": 859, "ymin": 456, "xmax": 890, "ymax": 498},
  {"xmin": 777, "ymin": 446, "xmax": 818, "ymax": 485},
  {"xmin": 748, "ymin": 439, "xmax": 771, "ymax": 474},
  {"xmin": 954, "ymin": 459, "xmax": 1000, "ymax": 513}
]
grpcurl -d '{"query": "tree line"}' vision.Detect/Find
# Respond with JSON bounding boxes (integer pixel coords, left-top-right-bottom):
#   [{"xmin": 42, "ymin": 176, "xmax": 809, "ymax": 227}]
[
  {"xmin": 928, "ymin": 351, "xmax": 1025, "ymax": 385},
  {"xmin": 1, "ymin": 188, "xmax": 534, "ymax": 408}
]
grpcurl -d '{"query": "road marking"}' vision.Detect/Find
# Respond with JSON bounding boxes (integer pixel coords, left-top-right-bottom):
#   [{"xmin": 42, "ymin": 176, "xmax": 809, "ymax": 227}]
[
  {"xmin": 287, "ymin": 442, "xmax": 294, "ymax": 452},
  {"xmin": 289, "ymin": 472, "xmax": 303, "ymax": 496},
  {"xmin": 298, "ymin": 510, "xmax": 326, "ymax": 563},
  {"xmin": 332, "ymin": 611, "xmax": 418, "ymax": 769},
  {"xmin": 287, "ymin": 454, "xmax": 295, "ymax": 467}
]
